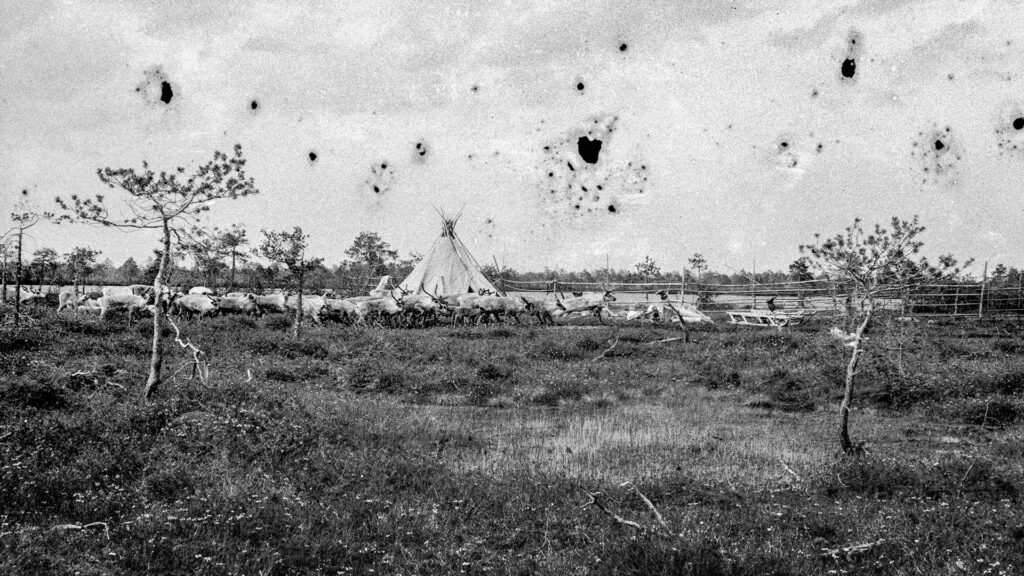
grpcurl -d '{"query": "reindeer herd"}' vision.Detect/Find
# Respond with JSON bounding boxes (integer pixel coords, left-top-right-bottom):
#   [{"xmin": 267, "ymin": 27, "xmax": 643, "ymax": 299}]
[{"xmin": 13, "ymin": 276, "xmax": 624, "ymax": 328}]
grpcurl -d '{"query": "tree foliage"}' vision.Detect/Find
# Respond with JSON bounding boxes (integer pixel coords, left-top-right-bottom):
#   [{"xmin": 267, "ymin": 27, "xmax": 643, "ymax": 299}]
[
  {"xmin": 64, "ymin": 247, "xmax": 102, "ymax": 286},
  {"xmin": 634, "ymin": 255, "xmax": 661, "ymax": 279},
  {"xmin": 800, "ymin": 216, "xmax": 967, "ymax": 294},
  {"xmin": 788, "ymin": 257, "xmax": 813, "ymax": 281},
  {"xmin": 57, "ymin": 144, "xmax": 256, "ymax": 235},
  {"xmin": 30, "ymin": 247, "xmax": 59, "ymax": 287},
  {"xmin": 344, "ymin": 231, "xmax": 399, "ymax": 276},
  {"xmin": 688, "ymin": 253, "xmax": 708, "ymax": 278}
]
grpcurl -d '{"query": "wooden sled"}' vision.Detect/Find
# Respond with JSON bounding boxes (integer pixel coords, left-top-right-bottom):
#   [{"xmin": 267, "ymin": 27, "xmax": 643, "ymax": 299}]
[{"xmin": 726, "ymin": 309, "xmax": 812, "ymax": 329}]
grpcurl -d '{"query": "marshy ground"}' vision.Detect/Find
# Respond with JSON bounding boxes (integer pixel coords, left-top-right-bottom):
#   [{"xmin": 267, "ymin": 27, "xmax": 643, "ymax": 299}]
[{"xmin": 1, "ymin": 309, "xmax": 1022, "ymax": 574}]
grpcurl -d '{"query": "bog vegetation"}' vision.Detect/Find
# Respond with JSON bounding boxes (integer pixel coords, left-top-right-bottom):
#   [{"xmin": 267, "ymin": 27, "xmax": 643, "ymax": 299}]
[{"xmin": 1, "ymin": 308, "xmax": 1022, "ymax": 574}]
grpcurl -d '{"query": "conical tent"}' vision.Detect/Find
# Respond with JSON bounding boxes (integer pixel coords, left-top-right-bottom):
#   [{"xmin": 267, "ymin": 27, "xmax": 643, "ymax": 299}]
[{"xmin": 398, "ymin": 212, "xmax": 499, "ymax": 296}]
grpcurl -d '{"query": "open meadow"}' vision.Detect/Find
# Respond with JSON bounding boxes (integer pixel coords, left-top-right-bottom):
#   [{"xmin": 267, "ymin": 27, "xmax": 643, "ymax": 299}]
[{"xmin": 2, "ymin": 307, "xmax": 1023, "ymax": 575}]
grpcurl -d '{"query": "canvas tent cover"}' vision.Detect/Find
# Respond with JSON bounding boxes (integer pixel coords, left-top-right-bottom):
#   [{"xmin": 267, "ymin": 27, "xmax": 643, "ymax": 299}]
[{"xmin": 398, "ymin": 215, "xmax": 498, "ymax": 296}]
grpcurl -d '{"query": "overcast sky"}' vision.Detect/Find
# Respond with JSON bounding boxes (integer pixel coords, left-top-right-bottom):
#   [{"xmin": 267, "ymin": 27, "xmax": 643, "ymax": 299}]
[{"xmin": 2, "ymin": 0, "xmax": 1022, "ymax": 274}]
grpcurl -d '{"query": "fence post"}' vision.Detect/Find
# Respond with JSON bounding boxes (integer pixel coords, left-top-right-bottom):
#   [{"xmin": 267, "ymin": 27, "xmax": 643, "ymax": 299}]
[
  {"xmin": 750, "ymin": 262, "xmax": 756, "ymax": 309},
  {"xmin": 978, "ymin": 261, "xmax": 987, "ymax": 320},
  {"xmin": 953, "ymin": 284, "xmax": 960, "ymax": 318},
  {"xmin": 681, "ymin": 271, "xmax": 686, "ymax": 309}
]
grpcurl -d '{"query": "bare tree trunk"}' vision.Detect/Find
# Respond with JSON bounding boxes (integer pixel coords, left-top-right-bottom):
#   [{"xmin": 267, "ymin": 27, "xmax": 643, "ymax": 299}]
[
  {"xmin": 293, "ymin": 266, "xmax": 304, "ymax": 340},
  {"xmin": 839, "ymin": 303, "xmax": 873, "ymax": 454},
  {"xmin": 14, "ymin": 229, "xmax": 23, "ymax": 326},
  {"xmin": 1, "ymin": 253, "xmax": 7, "ymax": 304},
  {"xmin": 143, "ymin": 219, "xmax": 171, "ymax": 399},
  {"xmin": 229, "ymin": 251, "xmax": 236, "ymax": 292}
]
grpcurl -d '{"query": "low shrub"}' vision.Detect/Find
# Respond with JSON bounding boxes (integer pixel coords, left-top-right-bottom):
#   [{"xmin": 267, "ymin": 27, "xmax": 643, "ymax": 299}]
[
  {"xmin": 695, "ymin": 368, "xmax": 742, "ymax": 390},
  {"xmin": 266, "ymin": 364, "xmax": 328, "ymax": 383},
  {"xmin": 477, "ymin": 362, "xmax": 512, "ymax": 380},
  {"xmin": 0, "ymin": 327, "xmax": 50, "ymax": 352},
  {"xmin": 263, "ymin": 315, "xmax": 294, "ymax": 330},
  {"xmin": 597, "ymin": 537, "xmax": 730, "ymax": 576},
  {"xmin": 530, "ymin": 376, "xmax": 587, "ymax": 406},
  {"xmin": 2, "ymin": 380, "xmax": 70, "ymax": 411},
  {"xmin": 952, "ymin": 398, "xmax": 1020, "ymax": 428},
  {"xmin": 279, "ymin": 339, "xmax": 329, "ymax": 359},
  {"xmin": 993, "ymin": 339, "xmax": 1024, "ymax": 354},
  {"xmin": 822, "ymin": 455, "xmax": 1019, "ymax": 501},
  {"xmin": 971, "ymin": 370, "xmax": 1024, "ymax": 396}
]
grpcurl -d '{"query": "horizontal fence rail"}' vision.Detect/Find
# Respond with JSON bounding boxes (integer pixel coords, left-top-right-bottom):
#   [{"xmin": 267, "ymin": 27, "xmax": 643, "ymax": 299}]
[{"xmin": 10, "ymin": 276, "xmax": 1024, "ymax": 319}]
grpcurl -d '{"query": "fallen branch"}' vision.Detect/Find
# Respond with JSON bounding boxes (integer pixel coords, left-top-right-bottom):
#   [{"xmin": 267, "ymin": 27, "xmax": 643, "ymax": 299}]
[
  {"xmin": 645, "ymin": 337, "xmax": 686, "ymax": 345},
  {"xmin": 779, "ymin": 459, "xmax": 802, "ymax": 481},
  {"xmin": 822, "ymin": 539, "xmax": 885, "ymax": 561},
  {"xmin": 580, "ymin": 489, "xmax": 642, "ymax": 529},
  {"xmin": 622, "ymin": 482, "xmax": 670, "ymax": 531},
  {"xmin": 51, "ymin": 521, "xmax": 110, "ymax": 540},
  {"xmin": 166, "ymin": 316, "xmax": 209, "ymax": 385},
  {"xmin": 958, "ymin": 459, "xmax": 977, "ymax": 495},
  {"xmin": 590, "ymin": 336, "xmax": 620, "ymax": 363}
]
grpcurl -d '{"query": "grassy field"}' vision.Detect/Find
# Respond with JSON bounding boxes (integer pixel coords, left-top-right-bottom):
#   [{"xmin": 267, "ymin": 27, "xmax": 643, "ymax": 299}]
[{"xmin": 1, "ymin": 307, "xmax": 1022, "ymax": 575}]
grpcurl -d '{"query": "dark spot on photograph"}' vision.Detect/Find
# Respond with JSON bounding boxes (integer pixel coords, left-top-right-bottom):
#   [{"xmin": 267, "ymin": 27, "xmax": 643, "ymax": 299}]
[
  {"xmin": 841, "ymin": 58, "xmax": 856, "ymax": 79},
  {"xmin": 577, "ymin": 136, "xmax": 603, "ymax": 164},
  {"xmin": 934, "ymin": 140, "xmax": 945, "ymax": 151},
  {"xmin": 308, "ymin": 151, "xmax": 318, "ymax": 162},
  {"xmin": 576, "ymin": 81, "xmax": 585, "ymax": 91},
  {"xmin": 136, "ymin": 65, "xmax": 177, "ymax": 106},
  {"xmin": 471, "ymin": 84, "xmax": 479, "ymax": 92},
  {"xmin": 412, "ymin": 141, "xmax": 428, "ymax": 163},
  {"xmin": 160, "ymin": 81, "xmax": 173, "ymax": 104},
  {"xmin": 250, "ymin": 100, "xmax": 259, "ymax": 110},
  {"xmin": 1014, "ymin": 117, "xmax": 1024, "ymax": 130},
  {"xmin": 846, "ymin": 29, "xmax": 864, "ymax": 53},
  {"xmin": 619, "ymin": 43, "xmax": 628, "ymax": 52},
  {"xmin": 607, "ymin": 203, "xmax": 617, "ymax": 213}
]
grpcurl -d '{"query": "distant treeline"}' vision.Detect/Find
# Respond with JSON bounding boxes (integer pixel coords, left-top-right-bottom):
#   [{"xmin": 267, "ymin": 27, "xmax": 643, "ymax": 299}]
[{"xmin": 4, "ymin": 229, "xmax": 1018, "ymax": 296}]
